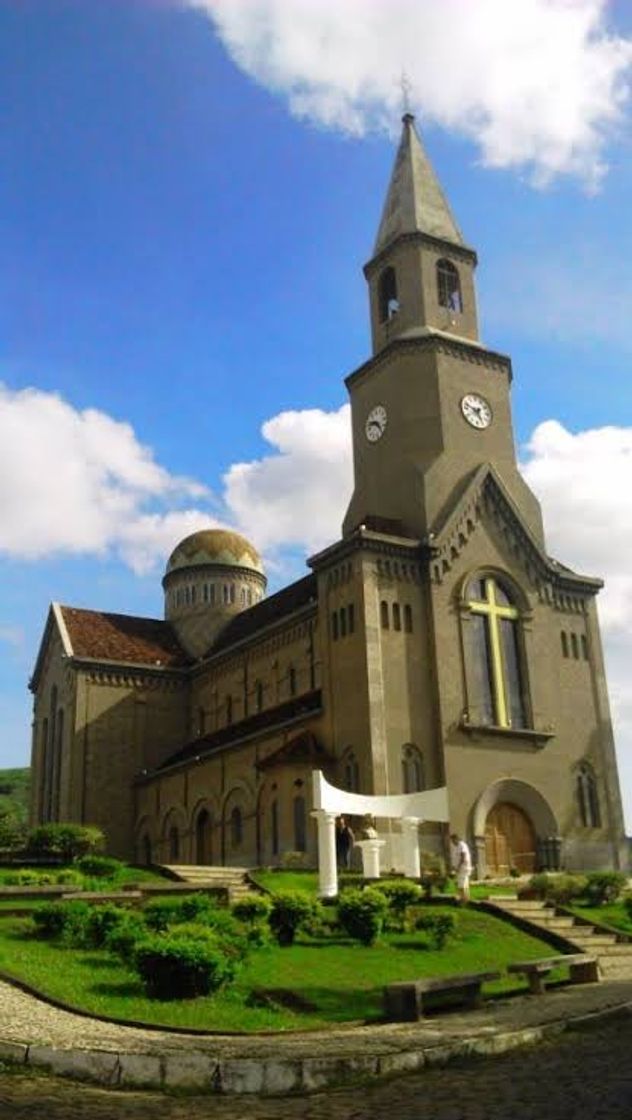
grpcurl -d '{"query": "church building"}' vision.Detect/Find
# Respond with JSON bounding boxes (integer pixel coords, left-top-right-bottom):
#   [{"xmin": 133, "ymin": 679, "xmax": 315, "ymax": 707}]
[{"xmin": 29, "ymin": 115, "xmax": 627, "ymax": 876}]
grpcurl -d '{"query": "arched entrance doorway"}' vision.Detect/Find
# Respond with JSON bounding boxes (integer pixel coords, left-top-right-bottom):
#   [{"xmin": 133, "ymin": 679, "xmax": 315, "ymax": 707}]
[
  {"xmin": 485, "ymin": 802, "xmax": 536, "ymax": 874},
  {"xmin": 195, "ymin": 809, "xmax": 212, "ymax": 864}
]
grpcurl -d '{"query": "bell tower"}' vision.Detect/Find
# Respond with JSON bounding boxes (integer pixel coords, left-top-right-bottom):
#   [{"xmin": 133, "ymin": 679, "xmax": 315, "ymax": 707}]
[
  {"xmin": 343, "ymin": 114, "xmax": 544, "ymax": 547},
  {"xmin": 366, "ymin": 112, "xmax": 479, "ymax": 354}
]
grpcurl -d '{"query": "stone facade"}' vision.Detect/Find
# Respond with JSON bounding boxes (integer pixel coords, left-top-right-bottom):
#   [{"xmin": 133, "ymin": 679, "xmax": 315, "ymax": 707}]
[{"xmin": 28, "ymin": 115, "xmax": 627, "ymax": 874}]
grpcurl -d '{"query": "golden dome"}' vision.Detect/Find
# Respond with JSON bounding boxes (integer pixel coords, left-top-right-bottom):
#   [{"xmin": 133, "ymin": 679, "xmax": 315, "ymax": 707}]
[{"xmin": 165, "ymin": 529, "xmax": 264, "ymax": 577}]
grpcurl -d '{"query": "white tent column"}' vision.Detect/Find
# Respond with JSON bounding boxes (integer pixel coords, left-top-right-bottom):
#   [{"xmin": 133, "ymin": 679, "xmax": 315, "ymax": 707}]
[
  {"xmin": 312, "ymin": 809, "xmax": 338, "ymax": 898},
  {"xmin": 401, "ymin": 816, "xmax": 421, "ymax": 879}
]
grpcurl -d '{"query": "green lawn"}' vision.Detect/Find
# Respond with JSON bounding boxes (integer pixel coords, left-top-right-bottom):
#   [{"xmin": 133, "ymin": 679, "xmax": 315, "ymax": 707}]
[
  {"xmin": 0, "ymin": 864, "xmax": 168, "ymax": 890},
  {"xmin": 249, "ymin": 868, "xmax": 518, "ymax": 901},
  {"xmin": 0, "ymin": 906, "xmax": 556, "ymax": 1033},
  {"xmin": 570, "ymin": 902, "xmax": 632, "ymax": 937}
]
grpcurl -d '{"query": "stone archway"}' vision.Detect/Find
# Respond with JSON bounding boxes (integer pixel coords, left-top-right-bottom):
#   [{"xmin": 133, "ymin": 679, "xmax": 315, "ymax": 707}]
[
  {"xmin": 472, "ymin": 779, "xmax": 558, "ymax": 878},
  {"xmin": 194, "ymin": 808, "xmax": 213, "ymax": 864}
]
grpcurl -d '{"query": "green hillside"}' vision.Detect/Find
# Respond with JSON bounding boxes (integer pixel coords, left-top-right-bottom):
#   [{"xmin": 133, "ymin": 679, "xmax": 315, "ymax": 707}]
[{"xmin": 0, "ymin": 768, "xmax": 30, "ymax": 845}]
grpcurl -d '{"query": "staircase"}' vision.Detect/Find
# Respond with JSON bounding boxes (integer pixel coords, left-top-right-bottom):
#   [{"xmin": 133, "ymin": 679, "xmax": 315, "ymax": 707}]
[
  {"xmin": 489, "ymin": 896, "xmax": 632, "ymax": 979},
  {"xmin": 160, "ymin": 865, "xmax": 254, "ymax": 902}
]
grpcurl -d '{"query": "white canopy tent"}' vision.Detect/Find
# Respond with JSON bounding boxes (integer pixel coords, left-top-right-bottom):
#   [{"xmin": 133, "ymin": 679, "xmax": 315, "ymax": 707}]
[{"xmin": 311, "ymin": 770, "xmax": 450, "ymax": 898}]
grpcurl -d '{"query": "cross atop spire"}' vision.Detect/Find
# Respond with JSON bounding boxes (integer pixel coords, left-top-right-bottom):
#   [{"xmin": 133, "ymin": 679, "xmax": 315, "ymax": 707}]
[{"xmin": 373, "ymin": 114, "xmax": 465, "ymax": 255}]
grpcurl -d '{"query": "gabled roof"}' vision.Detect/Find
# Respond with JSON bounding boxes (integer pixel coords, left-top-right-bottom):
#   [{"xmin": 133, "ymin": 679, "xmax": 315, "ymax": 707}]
[
  {"xmin": 209, "ymin": 574, "xmax": 317, "ymax": 656},
  {"xmin": 256, "ymin": 730, "xmax": 335, "ymax": 771},
  {"xmin": 373, "ymin": 114, "xmax": 466, "ymax": 255},
  {"xmin": 430, "ymin": 464, "xmax": 603, "ymax": 594},
  {"xmin": 60, "ymin": 606, "xmax": 188, "ymax": 668}
]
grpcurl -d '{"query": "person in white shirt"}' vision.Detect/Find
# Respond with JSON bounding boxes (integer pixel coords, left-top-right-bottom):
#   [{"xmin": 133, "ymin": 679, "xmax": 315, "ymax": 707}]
[{"xmin": 450, "ymin": 832, "xmax": 472, "ymax": 904}]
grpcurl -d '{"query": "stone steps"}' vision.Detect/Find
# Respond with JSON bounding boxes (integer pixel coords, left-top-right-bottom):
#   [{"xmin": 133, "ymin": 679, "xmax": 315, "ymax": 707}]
[
  {"xmin": 487, "ymin": 894, "xmax": 632, "ymax": 979},
  {"xmin": 158, "ymin": 865, "xmax": 254, "ymax": 901}
]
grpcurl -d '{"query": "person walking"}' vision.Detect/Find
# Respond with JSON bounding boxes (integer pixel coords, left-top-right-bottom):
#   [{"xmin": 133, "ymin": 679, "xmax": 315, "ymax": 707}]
[{"xmin": 450, "ymin": 831, "xmax": 472, "ymax": 904}]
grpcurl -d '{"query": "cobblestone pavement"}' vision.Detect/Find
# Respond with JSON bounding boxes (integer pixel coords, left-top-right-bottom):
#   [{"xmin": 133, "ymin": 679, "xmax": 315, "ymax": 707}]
[{"xmin": 2, "ymin": 1015, "xmax": 632, "ymax": 1120}]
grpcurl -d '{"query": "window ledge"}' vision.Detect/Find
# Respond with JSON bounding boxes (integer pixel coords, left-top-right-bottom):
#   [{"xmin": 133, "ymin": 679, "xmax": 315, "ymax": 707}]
[{"xmin": 459, "ymin": 719, "xmax": 554, "ymax": 747}]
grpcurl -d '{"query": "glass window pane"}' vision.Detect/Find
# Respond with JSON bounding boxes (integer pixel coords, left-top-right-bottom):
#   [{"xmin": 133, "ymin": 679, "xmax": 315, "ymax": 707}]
[
  {"xmin": 500, "ymin": 618, "xmax": 526, "ymax": 727},
  {"xmin": 467, "ymin": 615, "xmax": 494, "ymax": 724},
  {"xmin": 494, "ymin": 583, "xmax": 511, "ymax": 607},
  {"xmin": 467, "ymin": 579, "xmax": 485, "ymax": 600}
]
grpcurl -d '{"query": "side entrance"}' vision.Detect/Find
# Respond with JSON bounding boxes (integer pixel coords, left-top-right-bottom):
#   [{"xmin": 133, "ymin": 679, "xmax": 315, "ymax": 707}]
[{"xmin": 485, "ymin": 801, "xmax": 536, "ymax": 874}]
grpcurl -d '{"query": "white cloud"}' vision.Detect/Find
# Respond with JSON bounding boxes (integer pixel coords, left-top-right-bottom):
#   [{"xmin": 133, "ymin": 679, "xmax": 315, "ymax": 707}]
[
  {"xmin": 522, "ymin": 419, "xmax": 632, "ymax": 826},
  {"xmin": 183, "ymin": 0, "xmax": 632, "ymax": 185},
  {"xmin": 0, "ymin": 385, "xmax": 217, "ymax": 575},
  {"xmin": 223, "ymin": 405, "xmax": 352, "ymax": 555}
]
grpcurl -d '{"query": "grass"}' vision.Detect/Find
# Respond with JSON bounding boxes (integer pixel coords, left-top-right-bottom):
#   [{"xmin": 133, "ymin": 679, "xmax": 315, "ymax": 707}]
[
  {"xmin": 0, "ymin": 864, "xmax": 168, "ymax": 890},
  {"xmin": 570, "ymin": 901, "xmax": 632, "ymax": 936},
  {"xmin": 249, "ymin": 868, "xmax": 520, "ymax": 901},
  {"xmin": 0, "ymin": 905, "xmax": 556, "ymax": 1033}
]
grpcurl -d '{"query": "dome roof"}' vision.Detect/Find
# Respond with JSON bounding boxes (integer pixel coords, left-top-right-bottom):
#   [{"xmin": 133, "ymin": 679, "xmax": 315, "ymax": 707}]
[{"xmin": 165, "ymin": 529, "xmax": 264, "ymax": 577}]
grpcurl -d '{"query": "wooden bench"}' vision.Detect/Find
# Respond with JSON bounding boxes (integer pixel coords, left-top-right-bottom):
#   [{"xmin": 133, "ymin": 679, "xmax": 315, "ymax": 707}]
[
  {"xmin": 507, "ymin": 954, "xmax": 599, "ymax": 995},
  {"xmin": 384, "ymin": 971, "xmax": 501, "ymax": 1021}
]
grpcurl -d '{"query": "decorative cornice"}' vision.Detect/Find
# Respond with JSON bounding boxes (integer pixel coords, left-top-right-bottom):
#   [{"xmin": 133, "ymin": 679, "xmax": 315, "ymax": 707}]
[
  {"xmin": 364, "ymin": 231, "xmax": 478, "ymax": 277},
  {"xmin": 345, "ymin": 332, "xmax": 512, "ymax": 391},
  {"xmin": 430, "ymin": 465, "xmax": 603, "ymax": 601},
  {"xmin": 308, "ymin": 527, "xmax": 428, "ymax": 573}
]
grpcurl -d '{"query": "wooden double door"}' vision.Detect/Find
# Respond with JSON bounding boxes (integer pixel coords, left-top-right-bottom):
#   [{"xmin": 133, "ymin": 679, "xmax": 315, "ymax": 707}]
[{"xmin": 485, "ymin": 802, "xmax": 536, "ymax": 875}]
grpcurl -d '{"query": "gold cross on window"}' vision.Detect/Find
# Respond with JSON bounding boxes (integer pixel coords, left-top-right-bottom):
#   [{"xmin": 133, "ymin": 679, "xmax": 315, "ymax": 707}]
[{"xmin": 468, "ymin": 577, "xmax": 519, "ymax": 728}]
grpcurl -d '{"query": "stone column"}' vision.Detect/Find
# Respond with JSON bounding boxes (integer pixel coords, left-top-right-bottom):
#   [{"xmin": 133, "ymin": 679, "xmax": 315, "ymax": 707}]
[
  {"xmin": 312, "ymin": 810, "xmax": 338, "ymax": 898},
  {"xmin": 400, "ymin": 817, "xmax": 421, "ymax": 879},
  {"xmin": 356, "ymin": 838, "xmax": 385, "ymax": 879}
]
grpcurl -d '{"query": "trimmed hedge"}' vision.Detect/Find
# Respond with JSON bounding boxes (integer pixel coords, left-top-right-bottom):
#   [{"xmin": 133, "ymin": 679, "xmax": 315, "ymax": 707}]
[
  {"xmin": 337, "ymin": 887, "xmax": 389, "ymax": 945},
  {"xmin": 268, "ymin": 890, "xmax": 315, "ymax": 946},
  {"xmin": 135, "ymin": 935, "xmax": 234, "ymax": 1000}
]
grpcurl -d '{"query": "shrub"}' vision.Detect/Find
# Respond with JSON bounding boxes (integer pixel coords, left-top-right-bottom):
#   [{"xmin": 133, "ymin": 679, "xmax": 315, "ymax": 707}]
[
  {"xmin": 58, "ymin": 901, "xmax": 93, "ymax": 947},
  {"xmin": 232, "ymin": 895, "xmax": 272, "ymax": 924},
  {"xmin": 413, "ymin": 911, "xmax": 458, "ymax": 949},
  {"xmin": 83, "ymin": 903, "xmax": 131, "ymax": 949},
  {"xmin": 583, "ymin": 871, "xmax": 627, "ymax": 907},
  {"xmin": 105, "ymin": 912, "xmax": 147, "ymax": 960},
  {"xmin": 528, "ymin": 872, "xmax": 588, "ymax": 906},
  {"xmin": 268, "ymin": 890, "xmax": 314, "ymax": 946},
  {"xmin": 143, "ymin": 893, "xmax": 219, "ymax": 932},
  {"xmin": 372, "ymin": 880, "xmax": 422, "ymax": 930},
  {"xmin": 419, "ymin": 852, "xmax": 449, "ymax": 898},
  {"xmin": 135, "ymin": 935, "xmax": 233, "ymax": 999},
  {"xmin": 31, "ymin": 901, "xmax": 67, "ymax": 940},
  {"xmin": 26, "ymin": 823, "xmax": 105, "ymax": 862},
  {"xmin": 623, "ymin": 894, "xmax": 632, "ymax": 921},
  {"xmin": 337, "ymin": 887, "xmax": 389, "ymax": 946},
  {"xmin": 76, "ymin": 855, "xmax": 123, "ymax": 880}
]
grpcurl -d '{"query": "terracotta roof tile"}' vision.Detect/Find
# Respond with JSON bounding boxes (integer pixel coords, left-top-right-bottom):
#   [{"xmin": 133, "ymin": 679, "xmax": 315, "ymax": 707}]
[{"xmin": 60, "ymin": 606, "xmax": 188, "ymax": 668}]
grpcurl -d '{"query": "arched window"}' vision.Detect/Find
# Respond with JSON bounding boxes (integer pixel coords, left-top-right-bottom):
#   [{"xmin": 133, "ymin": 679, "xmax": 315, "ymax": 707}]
[
  {"xmin": 195, "ymin": 809, "xmax": 212, "ymax": 864},
  {"xmin": 437, "ymin": 258, "xmax": 462, "ymax": 312},
  {"xmin": 378, "ymin": 266, "xmax": 399, "ymax": 322},
  {"xmin": 288, "ymin": 665, "xmax": 297, "ymax": 696},
  {"xmin": 198, "ymin": 706, "xmax": 206, "ymax": 736},
  {"xmin": 348, "ymin": 603, "xmax": 355, "ymax": 634},
  {"xmin": 210, "ymin": 584, "xmax": 216, "ymax": 606},
  {"xmin": 401, "ymin": 744, "xmax": 425, "ymax": 793},
  {"xmin": 293, "ymin": 795, "xmax": 307, "ymax": 852},
  {"xmin": 230, "ymin": 806, "xmax": 243, "ymax": 848},
  {"xmin": 578, "ymin": 766, "xmax": 601, "ymax": 828},
  {"xmin": 404, "ymin": 604, "xmax": 413, "ymax": 633},
  {"xmin": 271, "ymin": 800, "xmax": 279, "ymax": 856},
  {"xmin": 380, "ymin": 600, "xmax": 390, "ymax": 629},
  {"xmin": 561, "ymin": 631, "xmax": 569, "ymax": 658},
  {"xmin": 464, "ymin": 575, "xmax": 527, "ymax": 729},
  {"xmin": 168, "ymin": 825, "xmax": 179, "ymax": 861},
  {"xmin": 392, "ymin": 603, "xmax": 401, "ymax": 631},
  {"xmin": 230, "ymin": 584, "xmax": 236, "ymax": 604},
  {"xmin": 255, "ymin": 680, "xmax": 264, "ymax": 712},
  {"xmin": 340, "ymin": 607, "xmax": 347, "ymax": 637},
  {"xmin": 343, "ymin": 750, "xmax": 360, "ymax": 792},
  {"xmin": 226, "ymin": 695, "xmax": 233, "ymax": 725},
  {"xmin": 571, "ymin": 633, "xmax": 579, "ymax": 659},
  {"xmin": 331, "ymin": 611, "xmax": 339, "ymax": 640},
  {"xmin": 223, "ymin": 584, "xmax": 229, "ymax": 604}
]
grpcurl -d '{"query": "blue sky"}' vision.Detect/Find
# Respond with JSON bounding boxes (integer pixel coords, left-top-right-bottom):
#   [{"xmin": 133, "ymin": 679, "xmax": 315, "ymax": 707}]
[{"xmin": 2, "ymin": 0, "xmax": 632, "ymax": 826}]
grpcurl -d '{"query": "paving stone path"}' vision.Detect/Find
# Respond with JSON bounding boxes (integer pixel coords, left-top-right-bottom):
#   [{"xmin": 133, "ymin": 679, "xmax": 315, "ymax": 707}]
[{"xmin": 2, "ymin": 1013, "xmax": 632, "ymax": 1119}]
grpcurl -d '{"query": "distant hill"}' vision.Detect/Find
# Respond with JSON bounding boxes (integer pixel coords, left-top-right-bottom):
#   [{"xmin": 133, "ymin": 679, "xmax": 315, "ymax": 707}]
[{"xmin": 0, "ymin": 767, "xmax": 30, "ymax": 826}]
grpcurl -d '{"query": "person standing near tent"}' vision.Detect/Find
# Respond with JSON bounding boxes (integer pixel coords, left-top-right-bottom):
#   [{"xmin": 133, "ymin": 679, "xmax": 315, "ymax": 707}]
[
  {"xmin": 450, "ymin": 831, "xmax": 472, "ymax": 904},
  {"xmin": 335, "ymin": 817, "xmax": 354, "ymax": 869}
]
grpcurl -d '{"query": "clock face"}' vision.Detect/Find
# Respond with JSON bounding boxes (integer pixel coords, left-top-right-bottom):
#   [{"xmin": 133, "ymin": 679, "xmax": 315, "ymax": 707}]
[
  {"xmin": 365, "ymin": 404, "xmax": 388, "ymax": 442},
  {"xmin": 461, "ymin": 394, "xmax": 492, "ymax": 430}
]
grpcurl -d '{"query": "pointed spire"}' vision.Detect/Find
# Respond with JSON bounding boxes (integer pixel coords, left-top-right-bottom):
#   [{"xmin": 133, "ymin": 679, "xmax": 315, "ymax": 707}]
[{"xmin": 373, "ymin": 114, "xmax": 465, "ymax": 255}]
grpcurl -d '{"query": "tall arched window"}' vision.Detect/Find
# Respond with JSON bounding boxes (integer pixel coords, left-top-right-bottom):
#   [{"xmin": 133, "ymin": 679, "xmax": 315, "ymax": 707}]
[
  {"xmin": 288, "ymin": 665, "xmax": 297, "ymax": 696},
  {"xmin": 293, "ymin": 795, "xmax": 307, "ymax": 852},
  {"xmin": 380, "ymin": 600, "xmax": 390, "ymax": 629},
  {"xmin": 343, "ymin": 750, "xmax": 360, "ymax": 792},
  {"xmin": 464, "ymin": 575, "xmax": 527, "ymax": 729},
  {"xmin": 401, "ymin": 744, "xmax": 425, "ymax": 793},
  {"xmin": 226, "ymin": 695, "xmax": 233, "ymax": 725},
  {"xmin": 195, "ymin": 809, "xmax": 212, "ymax": 864},
  {"xmin": 271, "ymin": 800, "xmax": 279, "ymax": 856},
  {"xmin": 378, "ymin": 266, "xmax": 399, "ymax": 322},
  {"xmin": 577, "ymin": 766, "xmax": 601, "ymax": 828},
  {"xmin": 437, "ymin": 258, "xmax": 463, "ymax": 313},
  {"xmin": 230, "ymin": 806, "xmax": 243, "ymax": 848},
  {"xmin": 255, "ymin": 680, "xmax": 264, "ymax": 712},
  {"xmin": 168, "ymin": 825, "xmax": 179, "ymax": 861}
]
